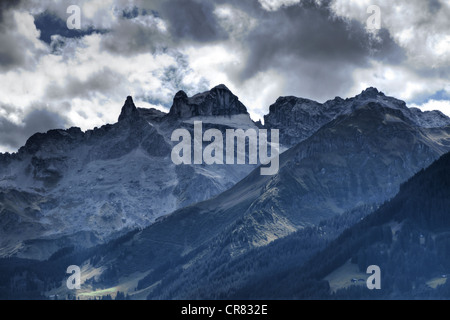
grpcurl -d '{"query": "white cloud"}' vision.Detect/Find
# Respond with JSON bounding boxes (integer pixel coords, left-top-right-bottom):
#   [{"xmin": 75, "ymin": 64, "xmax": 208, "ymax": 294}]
[
  {"xmin": 237, "ymin": 70, "xmax": 287, "ymax": 122},
  {"xmin": 349, "ymin": 61, "xmax": 449, "ymax": 102},
  {"xmin": 1, "ymin": 0, "xmax": 449, "ymax": 152},
  {"xmin": 330, "ymin": 0, "xmax": 450, "ymax": 68},
  {"xmin": 0, "ymin": 24, "xmax": 181, "ymax": 139},
  {"xmin": 214, "ymin": 4, "xmax": 258, "ymax": 40},
  {"xmin": 0, "ymin": 10, "xmax": 48, "ymax": 73},
  {"xmin": 258, "ymin": 0, "xmax": 301, "ymax": 11},
  {"xmin": 328, "ymin": 0, "xmax": 450, "ymax": 110},
  {"xmin": 410, "ymin": 99, "xmax": 450, "ymax": 117}
]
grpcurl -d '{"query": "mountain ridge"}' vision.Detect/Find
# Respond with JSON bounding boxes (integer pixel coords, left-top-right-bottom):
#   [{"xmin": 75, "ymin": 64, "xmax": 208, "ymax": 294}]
[
  {"xmin": 167, "ymin": 84, "xmax": 249, "ymax": 119},
  {"xmin": 1, "ymin": 85, "xmax": 450, "ymax": 299},
  {"xmin": 265, "ymin": 87, "xmax": 450, "ymax": 147},
  {"xmin": 29, "ymin": 98, "xmax": 449, "ymax": 298},
  {"xmin": 0, "ymin": 86, "xmax": 262, "ymax": 260},
  {"xmin": 1, "ymin": 86, "xmax": 448, "ymax": 157},
  {"xmin": 0, "ymin": 85, "xmax": 449, "ymax": 263}
]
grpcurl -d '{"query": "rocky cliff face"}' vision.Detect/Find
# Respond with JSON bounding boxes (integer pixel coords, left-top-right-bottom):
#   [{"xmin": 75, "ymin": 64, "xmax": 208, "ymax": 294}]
[
  {"xmin": 168, "ymin": 84, "xmax": 249, "ymax": 119},
  {"xmin": 0, "ymin": 89, "xmax": 258, "ymax": 260},
  {"xmin": 3, "ymin": 85, "xmax": 450, "ymax": 299},
  {"xmin": 118, "ymin": 96, "xmax": 141, "ymax": 122},
  {"xmin": 39, "ymin": 100, "xmax": 450, "ymax": 300},
  {"xmin": 1, "ymin": 85, "xmax": 450, "ymax": 262},
  {"xmin": 265, "ymin": 88, "xmax": 450, "ymax": 147}
]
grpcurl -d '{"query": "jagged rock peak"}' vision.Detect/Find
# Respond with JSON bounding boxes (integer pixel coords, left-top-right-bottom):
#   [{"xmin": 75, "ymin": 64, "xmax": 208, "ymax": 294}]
[
  {"xmin": 359, "ymin": 87, "xmax": 385, "ymax": 98},
  {"xmin": 174, "ymin": 90, "xmax": 188, "ymax": 100},
  {"xmin": 118, "ymin": 96, "xmax": 140, "ymax": 122},
  {"xmin": 168, "ymin": 85, "xmax": 248, "ymax": 119},
  {"xmin": 212, "ymin": 84, "xmax": 231, "ymax": 91}
]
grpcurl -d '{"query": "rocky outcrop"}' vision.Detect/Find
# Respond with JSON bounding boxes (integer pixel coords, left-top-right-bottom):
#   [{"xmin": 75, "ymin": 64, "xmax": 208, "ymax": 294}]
[
  {"xmin": 118, "ymin": 96, "xmax": 140, "ymax": 122},
  {"xmin": 168, "ymin": 84, "xmax": 249, "ymax": 119},
  {"xmin": 265, "ymin": 87, "xmax": 450, "ymax": 147}
]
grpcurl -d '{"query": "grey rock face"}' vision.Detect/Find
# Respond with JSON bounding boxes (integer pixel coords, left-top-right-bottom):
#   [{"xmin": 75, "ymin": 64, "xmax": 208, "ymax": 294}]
[
  {"xmin": 168, "ymin": 84, "xmax": 249, "ymax": 119},
  {"xmin": 264, "ymin": 96, "xmax": 326, "ymax": 147},
  {"xmin": 118, "ymin": 96, "xmax": 140, "ymax": 122},
  {"xmin": 63, "ymin": 102, "xmax": 450, "ymax": 299},
  {"xmin": 265, "ymin": 87, "xmax": 450, "ymax": 147},
  {"xmin": 1, "ymin": 86, "xmax": 450, "ymax": 261},
  {"xmin": 138, "ymin": 108, "xmax": 166, "ymax": 123},
  {"xmin": 0, "ymin": 91, "xmax": 257, "ymax": 260}
]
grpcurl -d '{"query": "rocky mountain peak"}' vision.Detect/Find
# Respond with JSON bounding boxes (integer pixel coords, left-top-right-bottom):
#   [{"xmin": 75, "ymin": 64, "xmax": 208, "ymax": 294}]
[
  {"xmin": 264, "ymin": 87, "xmax": 450, "ymax": 147},
  {"xmin": 211, "ymin": 84, "xmax": 231, "ymax": 92},
  {"xmin": 174, "ymin": 90, "xmax": 188, "ymax": 100},
  {"xmin": 118, "ymin": 96, "xmax": 140, "ymax": 122},
  {"xmin": 168, "ymin": 85, "xmax": 248, "ymax": 119},
  {"xmin": 359, "ymin": 87, "xmax": 385, "ymax": 99}
]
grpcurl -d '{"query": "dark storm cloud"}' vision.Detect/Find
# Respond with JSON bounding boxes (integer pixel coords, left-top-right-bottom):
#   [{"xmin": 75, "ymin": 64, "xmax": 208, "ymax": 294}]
[
  {"xmin": 159, "ymin": 0, "xmax": 228, "ymax": 43},
  {"xmin": 100, "ymin": 0, "xmax": 228, "ymax": 56},
  {"xmin": 0, "ymin": 0, "xmax": 48, "ymax": 72},
  {"xmin": 219, "ymin": 0, "xmax": 406, "ymax": 100},
  {"xmin": 135, "ymin": 0, "xmax": 405, "ymax": 100},
  {"xmin": 370, "ymin": 29, "xmax": 406, "ymax": 65},
  {"xmin": 429, "ymin": 0, "xmax": 442, "ymax": 14},
  {"xmin": 0, "ymin": 107, "xmax": 70, "ymax": 150},
  {"xmin": 0, "ymin": 0, "xmax": 21, "ymax": 26},
  {"xmin": 0, "ymin": 0, "xmax": 27, "ymax": 71},
  {"xmin": 0, "ymin": 31, "xmax": 27, "ymax": 70}
]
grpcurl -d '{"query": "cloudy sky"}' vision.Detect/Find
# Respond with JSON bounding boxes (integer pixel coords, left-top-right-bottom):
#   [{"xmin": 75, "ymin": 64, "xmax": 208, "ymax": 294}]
[{"xmin": 0, "ymin": 0, "xmax": 449, "ymax": 152}]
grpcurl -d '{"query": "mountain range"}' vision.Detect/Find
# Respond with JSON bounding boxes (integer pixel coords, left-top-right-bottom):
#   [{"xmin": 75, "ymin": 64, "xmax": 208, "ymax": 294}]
[
  {"xmin": 0, "ymin": 85, "xmax": 259, "ymax": 260},
  {"xmin": 0, "ymin": 85, "xmax": 449, "ymax": 299},
  {"xmin": 265, "ymin": 87, "xmax": 450, "ymax": 147}
]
